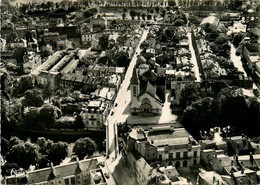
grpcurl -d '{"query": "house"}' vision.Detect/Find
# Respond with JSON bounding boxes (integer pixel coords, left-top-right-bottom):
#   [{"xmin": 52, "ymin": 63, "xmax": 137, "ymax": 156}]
[
  {"xmin": 7, "ymin": 39, "xmax": 26, "ymax": 49},
  {"xmin": 82, "ymin": 32, "xmax": 101, "ymax": 46},
  {"xmin": 91, "ymin": 37, "xmax": 100, "ymax": 50},
  {"xmin": 164, "ymin": 11, "xmax": 176, "ymax": 22},
  {"xmin": 198, "ymin": 171, "xmax": 231, "ymax": 185},
  {"xmin": 242, "ymin": 43, "xmax": 260, "ymax": 73},
  {"xmin": 127, "ymin": 151, "xmax": 157, "ymax": 185},
  {"xmin": 201, "ymin": 149, "xmax": 225, "ymax": 166},
  {"xmin": 4, "ymin": 156, "xmax": 115, "ymax": 185},
  {"xmin": 124, "ymin": 125, "xmax": 201, "ymax": 168},
  {"xmin": 90, "ymin": 14, "xmax": 106, "ymax": 32},
  {"xmin": 80, "ymin": 100, "xmax": 109, "ymax": 131},
  {"xmin": 188, "ymin": 5, "xmax": 225, "ymax": 17},
  {"xmin": 200, "ymin": 16, "xmax": 220, "ymax": 31},
  {"xmin": 43, "ymin": 32, "xmax": 60, "ymax": 45},
  {"xmin": 130, "ymin": 68, "xmax": 164, "ymax": 116}
]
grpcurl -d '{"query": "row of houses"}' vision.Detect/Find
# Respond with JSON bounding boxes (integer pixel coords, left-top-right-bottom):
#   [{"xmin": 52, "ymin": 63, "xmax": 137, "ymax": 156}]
[{"xmin": 4, "ymin": 156, "xmax": 115, "ymax": 185}]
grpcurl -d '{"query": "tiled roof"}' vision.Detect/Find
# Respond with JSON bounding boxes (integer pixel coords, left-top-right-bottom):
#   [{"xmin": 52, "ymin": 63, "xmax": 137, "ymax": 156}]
[
  {"xmin": 54, "ymin": 162, "xmax": 81, "ymax": 178},
  {"xmin": 27, "ymin": 168, "xmax": 52, "ymax": 184}
]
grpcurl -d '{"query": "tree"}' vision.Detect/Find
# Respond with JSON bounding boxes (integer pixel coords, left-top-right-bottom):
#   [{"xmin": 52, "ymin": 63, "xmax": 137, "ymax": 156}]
[
  {"xmin": 74, "ymin": 114, "xmax": 84, "ymax": 129},
  {"xmin": 38, "ymin": 104, "xmax": 61, "ymax": 129},
  {"xmin": 233, "ymin": 33, "xmax": 244, "ymax": 47},
  {"xmin": 14, "ymin": 75, "xmax": 34, "ymax": 95},
  {"xmin": 247, "ymin": 98, "xmax": 260, "ymax": 136},
  {"xmin": 24, "ymin": 30, "xmax": 33, "ymax": 45},
  {"xmin": 6, "ymin": 142, "xmax": 38, "ymax": 170},
  {"xmin": 36, "ymin": 138, "xmax": 68, "ymax": 166},
  {"xmin": 22, "ymin": 89, "xmax": 44, "ymax": 107},
  {"xmin": 161, "ymin": 9, "xmax": 166, "ymax": 17},
  {"xmin": 98, "ymin": 56, "xmax": 109, "ymax": 65},
  {"xmin": 42, "ymin": 80, "xmax": 53, "ymax": 101},
  {"xmin": 122, "ymin": 12, "xmax": 126, "ymax": 20},
  {"xmin": 6, "ymin": 32, "xmax": 18, "ymax": 43},
  {"xmin": 182, "ymin": 97, "xmax": 220, "ymax": 139},
  {"xmin": 141, "ymin": 13, "xmax": 146, "ymax": 20},
  {"xmin": 179, "ymin": 83, "xmax": 201, "ymax": 108},
  {"xmin": 219, "ymin": 88, "xmax": 249, "ymax": 131},
  {"xmin": 98, "ymin": 34, "xmax": 109, "ymax": 51},
  {"xmin": 155, "ymin": 6, "xmax": 160, "ymax": 14},
  {"xmin": 173, "ymin": 19, "xmax": 185, "ymax": 26},
  {"xmin": 11, "ymin": 15, "xmax": 18, "ymax": 23},
  {"xmin": 115, "ymin": 51, "xmax": 130, "ymax": 68},
  {"xmin": 73, "ymin": 137, "xmax": 96, "ymax": 160},
  {"xmin": 147, "ymin": 14, "xmax": 152, "ymax": 20},
  {"xmin": 130, "ymin": 10, "xmax": 136, "ymax": 20},
  {"xmin": 23, "ymin": 107, "xmax": 40, "ymax": 129},
  {"xmin": 48, "ymin": 142, "xmax": 68, "ymax": 165},
  {"xmin": 8, "ymin": 137, "xmax": 23, "ymax": 149}
]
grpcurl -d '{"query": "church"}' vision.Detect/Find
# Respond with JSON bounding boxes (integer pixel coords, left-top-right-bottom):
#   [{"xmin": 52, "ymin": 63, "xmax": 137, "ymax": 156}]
[{"xmin": 130, "ymin": 67, "xmax": 165, "ymax": 116}]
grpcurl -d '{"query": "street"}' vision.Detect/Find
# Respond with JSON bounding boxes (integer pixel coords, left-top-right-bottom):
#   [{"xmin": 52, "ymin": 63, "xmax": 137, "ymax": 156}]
[{"xmin": 106, "ymin": 28, "xmax": 149, "ymax": 158}]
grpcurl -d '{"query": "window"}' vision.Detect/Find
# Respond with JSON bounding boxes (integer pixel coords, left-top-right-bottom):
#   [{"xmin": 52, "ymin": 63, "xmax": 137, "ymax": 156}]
[
  {"xmin": 194, "ymin": 151, "xmax": 197, "ymax": 157},
  {"xmin": 183, "ymin": 160, "xmax": 188, "ymax": 167},
  {"xmin": 65, "ymin": 179, "xmax": 70, "ymax": 185},
  {"xmin": 183, "ymin": 151, "xmax": 188, "ymax": 158},
  {"xmin": 71, "ymin": 177, "xmax": 76, "ymax": 185},
  {"xmin": 193, "ymin": 159, "xmax": 197, "ymax": 165},
  {"xmin": 169, "ymin": 153, "xmax": 173, "ymax": 159},
  {"xmin": 159, "ymin": 154, "xmax": 162, "ymax": 160},
  {"xmin": 133, "ymin": 86, "xmax": 137, "ymax": 97},
  {"xmin": 175, "ymin": 161, "xmax": 181, "ymax": 168},
  {"xmin": 176, "ymin": 152, "xmax": 181, "ymax": 158}
]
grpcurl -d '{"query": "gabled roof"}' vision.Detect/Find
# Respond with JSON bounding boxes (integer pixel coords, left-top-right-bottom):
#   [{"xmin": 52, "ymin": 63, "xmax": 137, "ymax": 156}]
[
  {"xmin": 27, "ymin": 168, "xmax": 52, "ymax": 184},
  {"xmin": 146, "ymin": 81, "xmax": 157, "ymax": 97},
  {"xmin": 130, "ymin": 67, "xmax": 139, "ymax": 85}
]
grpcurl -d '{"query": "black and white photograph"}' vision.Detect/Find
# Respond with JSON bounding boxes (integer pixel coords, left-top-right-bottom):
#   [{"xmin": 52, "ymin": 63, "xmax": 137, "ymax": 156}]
[{"xmin": 1, "ymin": 0, "xmax": 260, "ymax": 184}]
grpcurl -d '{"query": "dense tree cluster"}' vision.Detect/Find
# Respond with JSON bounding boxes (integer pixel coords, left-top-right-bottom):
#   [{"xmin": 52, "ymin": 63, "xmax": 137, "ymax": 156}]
[
  {"xmin": 181, "ymin": 87, "xmax": 260, "ymax": 139},
  {"xmin": 2, "ymin": 137, "xmax": 69, "ymax": 174},
  {"xmin": 209, "ymin": 34, "xmax": 231, "ymax": 59}
]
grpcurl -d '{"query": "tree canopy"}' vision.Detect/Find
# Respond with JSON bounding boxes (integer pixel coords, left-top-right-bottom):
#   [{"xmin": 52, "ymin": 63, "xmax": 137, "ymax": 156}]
[
  {"xmin": 22, "ymin": 89, "xmax": 44, "ymax": 107},
  {"xmin": 98, "ymin": 34, "xmax": 109, "ymax": 51},
  {"xmin": 6, "ymin": 140, "xmax": 38, "ymax": 170},
  {"xmin": 73, "ymin": 137, "xmax": 96, "ymax": 160}
]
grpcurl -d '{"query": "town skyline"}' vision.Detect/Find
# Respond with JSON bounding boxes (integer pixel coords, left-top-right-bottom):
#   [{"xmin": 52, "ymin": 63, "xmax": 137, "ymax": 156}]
[{"xmin": 1, "ymin": 0, "xmax": 260, "ymax": 185}]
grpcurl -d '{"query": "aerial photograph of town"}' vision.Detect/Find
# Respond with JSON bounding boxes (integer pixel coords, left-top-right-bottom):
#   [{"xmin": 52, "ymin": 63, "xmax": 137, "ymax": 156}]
[{"xmin": 1, "ymin": 0, "xmax": 260, "ymax": 184}]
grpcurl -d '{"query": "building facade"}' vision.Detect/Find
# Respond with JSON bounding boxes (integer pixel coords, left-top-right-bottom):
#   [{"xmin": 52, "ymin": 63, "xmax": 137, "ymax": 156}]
[{"xmin": 81, "ymin": 100, "xmax": 110, "ymax": 131}]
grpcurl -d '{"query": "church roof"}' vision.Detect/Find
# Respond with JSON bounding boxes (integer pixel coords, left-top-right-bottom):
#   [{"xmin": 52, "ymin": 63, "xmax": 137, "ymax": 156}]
[{"xmin": 131, "ymin": 67, "xmax": 139, "ymax": 85}]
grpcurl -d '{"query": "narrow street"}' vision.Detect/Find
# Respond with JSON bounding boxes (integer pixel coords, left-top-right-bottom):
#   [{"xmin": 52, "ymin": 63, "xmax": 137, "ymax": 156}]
[
  {"xmin": 103, "ymin": 29, "xmax": 149, "ymax": 185},
  {"xmin": 187, "ymin": 32, "xmax": 201, "ymax": 82},
  {"xmin": 229, "ymin": 41, "xmax": 247, "ymax": 77},
  {"xmin": 106, "ymin": 29, "xmax": 149, "ymax": 158}
]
